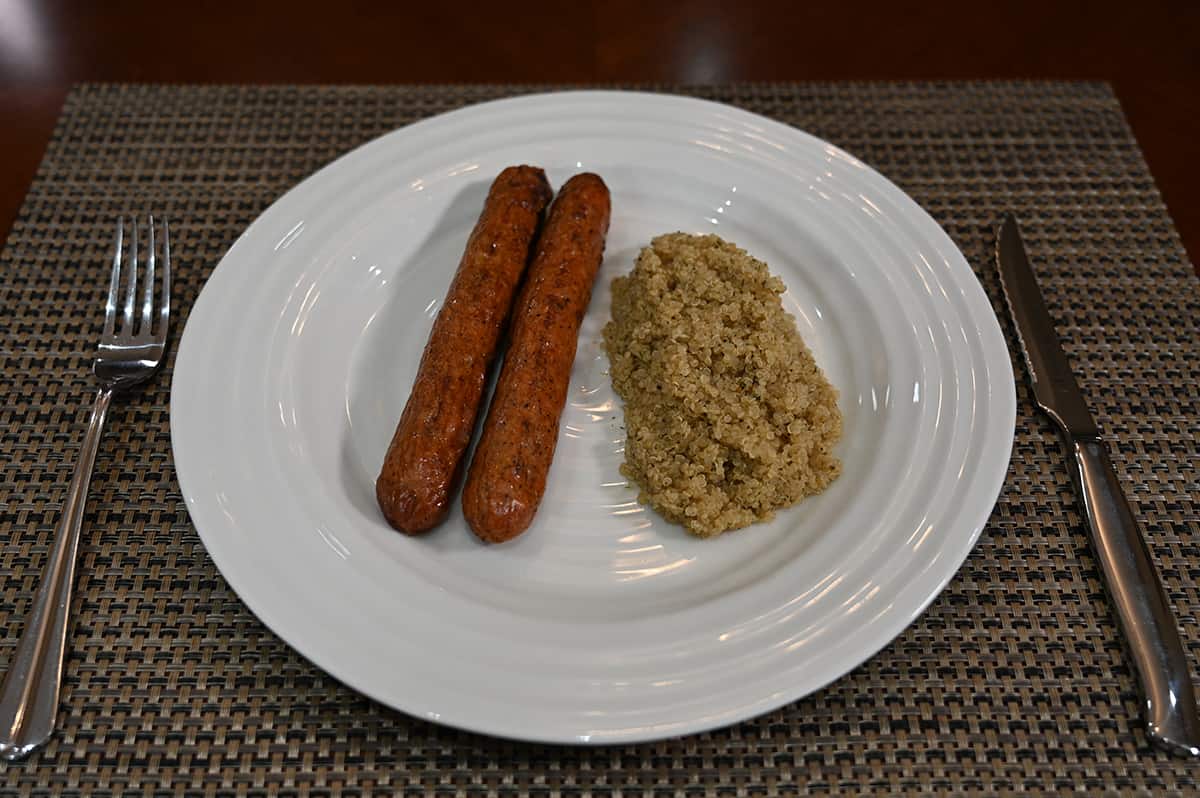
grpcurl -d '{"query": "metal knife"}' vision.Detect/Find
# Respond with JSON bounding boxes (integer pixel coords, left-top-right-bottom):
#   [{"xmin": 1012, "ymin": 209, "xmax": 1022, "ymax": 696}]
[{"xmin": 996, "ymin": 215, "xmax": 1200, "ymax": 756}]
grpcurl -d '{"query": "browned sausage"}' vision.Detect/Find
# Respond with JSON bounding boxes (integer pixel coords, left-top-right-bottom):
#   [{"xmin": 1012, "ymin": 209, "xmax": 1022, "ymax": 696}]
[
  {"xmin": 376, "ymin": 166, "xmax": 552, "ymax": 534},
  {"xmin": 462, "ymin": 173, "xmax": 612, "ymax": 542}
]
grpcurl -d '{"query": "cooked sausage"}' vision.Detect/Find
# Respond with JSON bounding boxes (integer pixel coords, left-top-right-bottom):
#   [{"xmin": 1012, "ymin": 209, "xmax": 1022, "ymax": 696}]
[
  {"xmin": 376, "ymin": 166, "xmax": 552, "ymax": 534},
  {"xmin": 462, "ymin": 173, "xmax": 612, "ymax": 542}
]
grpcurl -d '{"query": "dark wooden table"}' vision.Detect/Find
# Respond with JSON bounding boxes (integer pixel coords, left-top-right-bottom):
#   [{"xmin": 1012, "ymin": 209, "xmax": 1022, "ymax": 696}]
[{"xmin": 2, "ymin": 0, "xmax": 1197, "ymax": 266}]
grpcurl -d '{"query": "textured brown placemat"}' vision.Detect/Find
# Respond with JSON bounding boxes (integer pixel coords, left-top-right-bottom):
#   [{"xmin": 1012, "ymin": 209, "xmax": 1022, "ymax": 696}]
[{"xmin": 1, "ymin": 82, "xmax": 1198, "ymax": 796}]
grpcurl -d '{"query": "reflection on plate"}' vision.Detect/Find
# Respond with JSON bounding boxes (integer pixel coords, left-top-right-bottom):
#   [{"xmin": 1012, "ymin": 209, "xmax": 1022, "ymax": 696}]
[{"xmin": 170, "ymin": 91, "xmax": 1015, "ymax": 744}]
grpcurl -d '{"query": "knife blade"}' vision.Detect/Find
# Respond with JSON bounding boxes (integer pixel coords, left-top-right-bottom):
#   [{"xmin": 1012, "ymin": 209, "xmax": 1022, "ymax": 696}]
[
  {"xmin": 996, "ymin": 217, "xmax": 1099, "ymax": 438},
  {"xmin": 996, "ymin": 215, "xmax": 1200, "ymax": 757}
]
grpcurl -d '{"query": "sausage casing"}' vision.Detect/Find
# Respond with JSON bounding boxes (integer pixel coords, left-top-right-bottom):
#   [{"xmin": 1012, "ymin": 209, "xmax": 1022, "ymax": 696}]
[
  {"xmin": 462, "ymin": 173, "xmax": 612, "ymax": 542},
  {"xmin": 376, "ymin": 166, "xmax": 552, "ymax": 534}
]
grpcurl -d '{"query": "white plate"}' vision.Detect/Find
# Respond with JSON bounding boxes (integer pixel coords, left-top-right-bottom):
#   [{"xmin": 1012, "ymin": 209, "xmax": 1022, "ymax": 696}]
[{"xmin": 171, "ymin": 91, "xmax": 1015, "ymax": 744}]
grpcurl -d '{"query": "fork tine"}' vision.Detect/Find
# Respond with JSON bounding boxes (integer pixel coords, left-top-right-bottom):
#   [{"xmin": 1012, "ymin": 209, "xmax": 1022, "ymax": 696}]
[
  {"xmin": 158, "ymin": 219, "xmax": 170, "ymax": 341},
  {"xmin": 122, "ymin": 218, "xmax": 138, "ymax": 334},
  {"xmin": 141, "ymin": 216, "xmax": 156, "ymax": 334},
  {"xmin": 104, "ymin": 219, "xmax": 123, "ymax": 337}
]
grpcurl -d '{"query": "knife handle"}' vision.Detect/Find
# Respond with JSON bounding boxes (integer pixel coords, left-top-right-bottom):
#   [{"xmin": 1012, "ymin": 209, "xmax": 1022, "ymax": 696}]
[{"xmin": 1070, "ymin": 436, "xmax": 1200, "ymax": 756}]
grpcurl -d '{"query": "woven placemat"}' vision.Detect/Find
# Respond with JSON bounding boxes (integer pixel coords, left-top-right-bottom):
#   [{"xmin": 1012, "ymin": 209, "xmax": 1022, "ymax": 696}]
[{"xmin": 1, "ymin": 82, "xmax": 1198, "ymax": 796}]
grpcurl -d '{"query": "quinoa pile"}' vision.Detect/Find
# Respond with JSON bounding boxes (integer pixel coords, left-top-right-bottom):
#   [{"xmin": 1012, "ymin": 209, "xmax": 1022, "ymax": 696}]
[{"xmin": 602, "ymin": 233, "xmax": 843, "ymax": 537}]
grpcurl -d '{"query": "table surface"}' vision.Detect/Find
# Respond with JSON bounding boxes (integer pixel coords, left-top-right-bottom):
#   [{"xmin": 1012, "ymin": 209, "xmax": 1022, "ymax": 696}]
[
  {"xmin": 1, "ymin": 0, "xmax": 1199, "ymax": 271},
  {"xmin": 1, "ymin": 80, "xmax": 1199, "ymax": 796}
]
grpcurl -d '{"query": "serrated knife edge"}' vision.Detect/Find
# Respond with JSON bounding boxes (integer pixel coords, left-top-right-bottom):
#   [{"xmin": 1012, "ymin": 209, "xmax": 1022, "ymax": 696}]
[{"xmin": 995, "ymin": 215, "xmax": 1099, "ymax": 439}]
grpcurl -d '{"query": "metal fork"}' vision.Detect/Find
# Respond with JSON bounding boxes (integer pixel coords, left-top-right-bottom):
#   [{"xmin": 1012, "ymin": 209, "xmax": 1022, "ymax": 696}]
[{"xmin": 0, "ymin": 218, "xmax": 171, "ymax": 760}]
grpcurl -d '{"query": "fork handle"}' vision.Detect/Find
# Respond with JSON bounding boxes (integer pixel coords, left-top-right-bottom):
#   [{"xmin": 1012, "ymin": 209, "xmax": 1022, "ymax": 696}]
[
  {"xmin": 1070, "ymin": 436, "xmax": 1200, "ymax": 756},
  {"xmin": 0, "ymin": 388, "xmax": 113, "ymax": 760}
]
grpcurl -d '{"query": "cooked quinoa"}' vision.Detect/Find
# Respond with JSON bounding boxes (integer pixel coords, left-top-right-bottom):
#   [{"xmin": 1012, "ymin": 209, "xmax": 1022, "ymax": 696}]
[{"xmin": 602, "ymin": 233, "xmax": 843, "ymax": 538}]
